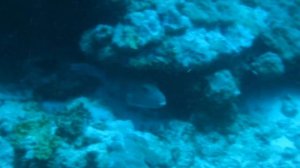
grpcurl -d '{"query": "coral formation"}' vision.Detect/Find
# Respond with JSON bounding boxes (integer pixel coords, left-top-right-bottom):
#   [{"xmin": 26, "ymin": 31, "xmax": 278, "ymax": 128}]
[
  {"xmin": 10, "ymin": 118, "xmax": 59, "ymax": 160},
  {"xmin": 250, "ymin": 52, "xmax": 285, "ymax": 77},
  {"xmin": 80, "ymin": 0, "xmax": 268, "ymax": 72},
  {"xmin": 206, "ymin": 70, "xmax": 240, "ymax": 104}
]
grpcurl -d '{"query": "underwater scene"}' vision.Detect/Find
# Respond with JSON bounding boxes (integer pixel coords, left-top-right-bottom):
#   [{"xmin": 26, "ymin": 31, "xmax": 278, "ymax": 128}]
[{"xmin": 1, "ymin": 0, "xmax": 300, "ymax": 167}]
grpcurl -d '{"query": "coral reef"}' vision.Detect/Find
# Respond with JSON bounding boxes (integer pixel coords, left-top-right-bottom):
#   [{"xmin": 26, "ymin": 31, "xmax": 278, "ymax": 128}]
[{"xmin": 1, "ymin": 0, "xmax": 300, "ymax": 167}]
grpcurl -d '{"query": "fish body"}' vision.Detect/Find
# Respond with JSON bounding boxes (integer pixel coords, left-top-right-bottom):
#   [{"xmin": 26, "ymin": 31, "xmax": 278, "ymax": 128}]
[
  {"xmin": 69, "ymin": 63, "xmax": 167, "ymax": 109},
  {"xmin": 126, "ymin": 83, "xmax": 167, "ymax": 109}
]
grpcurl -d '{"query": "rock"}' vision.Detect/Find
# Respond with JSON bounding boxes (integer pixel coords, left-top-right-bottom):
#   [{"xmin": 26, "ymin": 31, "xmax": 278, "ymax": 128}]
[
  {"xmin": 251, "ymin": 52, "xmax": 285, "ymax": 77},
  {"xmin": 206, "ymin": 70, "xmax": 240, "ymax": 103}
]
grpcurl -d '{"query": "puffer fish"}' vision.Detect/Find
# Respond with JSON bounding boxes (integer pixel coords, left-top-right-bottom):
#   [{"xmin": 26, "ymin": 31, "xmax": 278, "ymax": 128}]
[{"xmin": 126, "ymin": 83, "xmax": 167, "ymax": 109}]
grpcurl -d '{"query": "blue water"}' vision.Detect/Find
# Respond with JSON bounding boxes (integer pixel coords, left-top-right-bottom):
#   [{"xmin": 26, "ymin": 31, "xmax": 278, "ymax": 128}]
[{"xmin": 0, "ymin": 0, "xmax": 300, "ymax": 167}]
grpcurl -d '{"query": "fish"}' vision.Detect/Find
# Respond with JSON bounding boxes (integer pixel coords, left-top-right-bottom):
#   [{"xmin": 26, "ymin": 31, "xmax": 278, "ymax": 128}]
[
  {"xmin": 69, "ymin": 63, "xmax": 167, "ymax": 109},
  {"xmin": 126, "ymin": 83, "xmax": 167, "ymax": 109}
]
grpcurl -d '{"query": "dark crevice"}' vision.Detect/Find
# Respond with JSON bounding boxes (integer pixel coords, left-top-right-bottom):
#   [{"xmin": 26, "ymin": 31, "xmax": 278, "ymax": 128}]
[{"xmin": 0, "ymin": 0, "xmax": 126, "ymax": 82}]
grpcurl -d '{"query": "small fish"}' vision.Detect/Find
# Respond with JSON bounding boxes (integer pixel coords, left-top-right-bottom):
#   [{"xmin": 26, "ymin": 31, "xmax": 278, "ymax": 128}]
[{"xmin": 126, "ymin": 83, "xmax": 167, "ymax": 109}]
